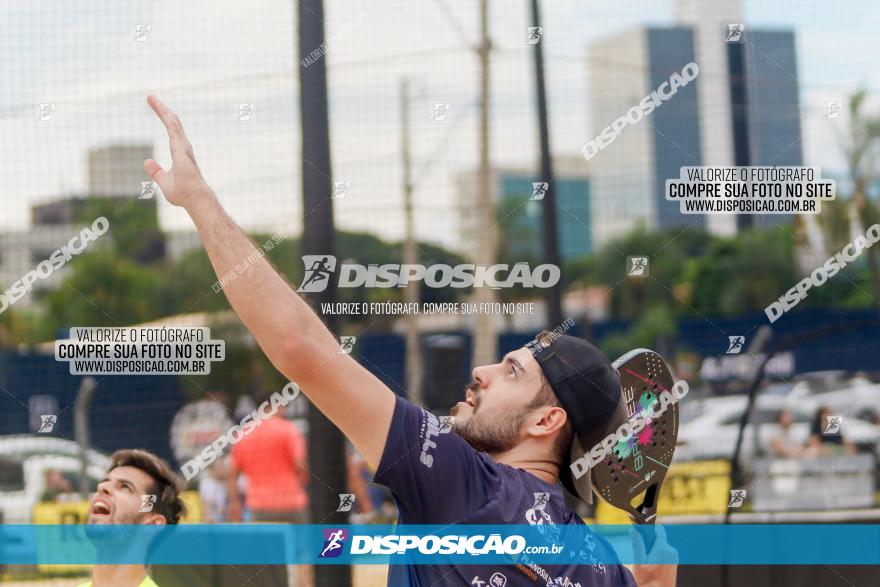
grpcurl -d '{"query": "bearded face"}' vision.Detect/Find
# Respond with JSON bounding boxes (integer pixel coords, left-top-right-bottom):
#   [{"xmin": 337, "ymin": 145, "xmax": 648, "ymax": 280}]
[{"xmin": 450, "ymin": 380, "xmax": 533, "ymax": 454}]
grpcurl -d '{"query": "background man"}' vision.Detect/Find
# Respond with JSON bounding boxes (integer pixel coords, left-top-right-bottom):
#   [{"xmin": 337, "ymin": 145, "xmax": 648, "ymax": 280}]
[
  {"xmin": 227, "ymin": 389, "xmax": 311, "ymax": 587},
  {"xmin": 79, "ymin": 449, "xmax": 187, "ymax": 587},
  {"xmin": 226, "ymin": 390, "xmax": 309, "ymax": 524}
]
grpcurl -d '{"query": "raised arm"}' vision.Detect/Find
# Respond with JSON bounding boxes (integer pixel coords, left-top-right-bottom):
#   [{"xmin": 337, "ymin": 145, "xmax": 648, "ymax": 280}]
[{"xmin": 144, "ymin": 95, "xmax": 396, "ymax": 468}]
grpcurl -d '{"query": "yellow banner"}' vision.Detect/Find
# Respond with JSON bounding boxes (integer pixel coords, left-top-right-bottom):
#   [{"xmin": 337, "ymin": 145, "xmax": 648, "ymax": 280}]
[{"xmin": 595, "ymin": 459, "xmax": 731, "ymax": 523}]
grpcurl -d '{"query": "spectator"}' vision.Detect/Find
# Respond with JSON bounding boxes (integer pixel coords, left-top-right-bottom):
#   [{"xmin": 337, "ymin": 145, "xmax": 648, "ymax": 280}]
[
  {"xmin": 41, "ymin": 469, "xmax": 74, "ymax": 502},
  {"xmin": 226, "ymin": 390, "xmax": 310, "ymax": 586},
  {"xmin": 345, "ymin": 444, "xmax": 375, "ymax": 522},
  {"xmin": 346, "ymin": 442, "xmax": 395, "ymax": 523},
  {"xmin": 807, "ymin": 406, "xmax": 856, "ymax": 456},
  {"xmin": 770, "ymin": 409, "xmax": 801, "ymax": 458},
  {"xmin": 198, "ymin": 459, "xmax": 228, "ymax": 523},
  {"xmin": 226, "ymin": 393, "xmax": 309, "ymax": 522}
]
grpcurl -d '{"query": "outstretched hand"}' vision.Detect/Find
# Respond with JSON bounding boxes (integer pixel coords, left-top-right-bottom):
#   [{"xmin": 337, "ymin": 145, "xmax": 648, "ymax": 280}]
[
  {"xmin": 631, "ymin": 524, "xmax": 678, "ymax": 587},
  {"xmin": 143, "ymin": 95, "xmax": 213, "ymax": 208}
]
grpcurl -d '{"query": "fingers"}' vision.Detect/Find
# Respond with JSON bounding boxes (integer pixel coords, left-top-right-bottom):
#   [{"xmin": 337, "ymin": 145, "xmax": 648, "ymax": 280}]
[
  {"xmin": 147, "ymin": 94, "xmax": 188, "ymax": 143},
  {"xmin": 654, "ymin": 524, "xmax": 668, "ymax": 545},
  {"xmin": 654, "ymin": 525, "xmax": 679, "ymax": 564},
  {"xmin": 629, "ymin": 527, "xmax": 647, "ymax": 563},
  {"xmin": 143, "ymin": 159, "xmax": 166, "ymax": 183}
]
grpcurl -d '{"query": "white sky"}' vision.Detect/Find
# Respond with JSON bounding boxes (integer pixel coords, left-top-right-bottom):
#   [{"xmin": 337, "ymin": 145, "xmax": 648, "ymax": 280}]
[{"xmin": 0, "ymin": 0, "xmax": 878, "ymax": 251}]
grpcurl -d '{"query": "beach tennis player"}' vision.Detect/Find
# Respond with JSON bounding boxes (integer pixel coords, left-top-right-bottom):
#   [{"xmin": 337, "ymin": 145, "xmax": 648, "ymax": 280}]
[
  {"xmin": 144, "ymin": 94, "xmax": 677, "ymax": 586},
  {"xmin": 80, "ymin": 449, "xmax": 187, "ymax": 587}
]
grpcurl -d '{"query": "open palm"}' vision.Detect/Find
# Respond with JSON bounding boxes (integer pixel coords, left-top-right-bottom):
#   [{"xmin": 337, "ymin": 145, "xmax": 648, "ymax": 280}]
[{"xmin": 143, "ymin": 95, "xmax": 211, "ymax": 208}]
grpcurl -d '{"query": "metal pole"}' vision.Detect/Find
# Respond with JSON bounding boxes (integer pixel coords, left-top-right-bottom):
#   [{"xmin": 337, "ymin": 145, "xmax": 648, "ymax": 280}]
[
  {"xmin": 401, "ymin": 79, "xmax": 424, "ymax": 405},
  {"xmin": 298, "ymin": 1, "xmax": 351, "ymax": 584},
  {"xmin": 529, "ymin": 0, "xmax": 563, "ymax": 327},
  {"xmin": 75, "ymin": 377, "xmax": 96, "ymax": 497},
  {"xmin": 472, "ymin": 0, "xmax": 497, "ymax": 368}
]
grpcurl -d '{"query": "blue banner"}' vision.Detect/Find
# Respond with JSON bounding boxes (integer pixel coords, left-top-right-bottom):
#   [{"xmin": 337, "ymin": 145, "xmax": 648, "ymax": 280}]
[{"xmin": 3, "ymin": 524, "xmax": 880, "ymax": 565}]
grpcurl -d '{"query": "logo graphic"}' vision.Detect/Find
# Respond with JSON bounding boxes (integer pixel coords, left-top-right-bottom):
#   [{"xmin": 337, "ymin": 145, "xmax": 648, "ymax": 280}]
[
  {"xmin": 726, "ymin": 335, "xmax": 745, "ymax": 354},
  {"xmin": 438, "ymin": 416, "xmax": 454, "ymax": 434},
  {"xmin": 140, "ymin": 181, "xmax": 158, "ymax": 200},
  {"xmin": 823, "ymin": 415, "xmax": 842, "ymax": 435},
  {"xmin": 318, "ymin": 528, "xmax": 347, "ymax": 558},
  {"xmin": 530, "ymin": 182, "xmax": 548, "ymax": 201},
  {"xmin": 431, "ymin": 103, "xmax": 450, "ymax": 121},
  {"xmin": 336, "ymin": 493, "xmax": 355, "ymax": 512},
  {"xmin": 139, "ymin": 494, "xmax": 157, "ymax": 513},
  {"xmin": 133, "ymin": 24, "xmax": 152, "ymax": 42},
  {"xmin": 525, "ymin": 492, "xmax": 553, "ymax": 526},
  {"xmin": 627, "ymin": 256, "xmax": 649, "ymax": 277},
  {"xmin": 296, "ymin": 256, "xmax": 559, "ymax": 291},
  {"xmin": 332, "ymin": 181, "xmax": 351, "ymax": 200},
  {"xmin": 37, "ymin": 103, "xmax": 55, "ymax": 122},
  {"xmin": 571, "ymin": 380, "xmax": 689, "ymax": 478},
  {"xmin": 297, "ymin": 255, "xmax": 337, "ymax": 292},
  {"xmin": 729, "ymin": 489, "xmax": 747, "ymax": 508},
  {"xmin": 489, "ymin": 572, "xmax": 508, "ymax": 587},
  {"xmin": 525, "ymin": 27, "xmax": 543, "ymax": 45},
  {"xmin": 38, "ymin": 415, "xmax": 57, "ymax": 433},
  {"xmin": 726, "ymin": 24, "xmax": 744, "ymax": 42},
  {"xmin": 471, "ymin": 578, "xmax": 486, "ymax": 587},
  {"xmin": 824, "ymin": 100, "xmax": 842, "ymax": 119},
  {"xmin": 238, "ymin": 103, "xmax": 255, "ymax": 122},
  {"xmin": 338, "ymin": 336, "xmax": 356, "ymax": 354}
]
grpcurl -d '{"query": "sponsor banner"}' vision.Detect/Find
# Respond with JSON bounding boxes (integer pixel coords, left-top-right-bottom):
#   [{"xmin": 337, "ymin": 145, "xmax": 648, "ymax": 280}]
[
  {"xmin": 595, "ymin": 460, "xmax": 732, "ymax": 523},
  {"xmin": 4, "ymin": 523, "xmax": 880, "ymax": 565}
]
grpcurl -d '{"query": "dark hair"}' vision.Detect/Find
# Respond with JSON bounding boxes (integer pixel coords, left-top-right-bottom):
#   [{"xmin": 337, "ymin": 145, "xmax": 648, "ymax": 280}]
[
  {"xmin": 108, "ymin": 449, "xmax": 187, "ymax": 524},
  {"xmin": 527, "ymin": 330, "xmax": 575, "ymax": 466}
]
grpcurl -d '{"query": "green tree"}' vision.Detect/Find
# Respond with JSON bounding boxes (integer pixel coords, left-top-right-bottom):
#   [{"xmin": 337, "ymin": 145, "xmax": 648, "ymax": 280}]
[
  {"xmin": 590, "ymin": 227, "xmax": 710, "ymax": 319},
  {"xmin": 600, "ymin": 304, "xmax": 676, "ymax": 360},
  {"xmin": 42, "ymin": 250, "xmax": 166, "ymax": 328},
  {"xmin": 77, "ymin": 197, "xmax": 165, "ymax": 264},
  {"xmin": 829, "ymin": 89, "xmax": 880, "ymax": 308},
  {"xmin": 689, "ymin": 228, "xmax": 797, "ymax": 316}
]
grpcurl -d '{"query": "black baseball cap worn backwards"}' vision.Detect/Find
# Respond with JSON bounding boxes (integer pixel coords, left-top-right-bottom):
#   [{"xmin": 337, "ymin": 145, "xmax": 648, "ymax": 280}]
[{"xmin": 525, "ymin": 332, "xmax": 625, "ymax": 504}]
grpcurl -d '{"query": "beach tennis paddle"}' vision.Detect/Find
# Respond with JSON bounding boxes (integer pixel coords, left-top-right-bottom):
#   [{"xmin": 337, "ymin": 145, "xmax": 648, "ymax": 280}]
[{"xmin": 589, "ymin": 349, "xmax": 680, "ymax": 551}]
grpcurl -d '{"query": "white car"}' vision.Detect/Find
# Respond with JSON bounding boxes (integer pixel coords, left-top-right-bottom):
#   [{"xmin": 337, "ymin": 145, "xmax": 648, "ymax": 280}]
[
  {"xmin": 675, "ymin": 395, "xmax": 880, "ymax": 464},
  {"xmin": 804, "ymin": 376, "xmax": 880, "ymax": 423},
  {"xmin": 0, "ymin": 435, "xmax": 110, "ymax": 523}
]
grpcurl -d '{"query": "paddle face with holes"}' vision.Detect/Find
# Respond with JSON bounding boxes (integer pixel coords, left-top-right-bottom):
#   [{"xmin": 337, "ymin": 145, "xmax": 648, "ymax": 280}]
[{"xmin": 589, "ymin": 349, "xmax": 679, "ymax": 526}]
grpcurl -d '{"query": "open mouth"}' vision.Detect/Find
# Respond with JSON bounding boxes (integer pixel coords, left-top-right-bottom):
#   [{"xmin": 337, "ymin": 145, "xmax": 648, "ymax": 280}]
[{"xmin": 90, "ymin": 499, "xmax": 112, "ymax": 517}]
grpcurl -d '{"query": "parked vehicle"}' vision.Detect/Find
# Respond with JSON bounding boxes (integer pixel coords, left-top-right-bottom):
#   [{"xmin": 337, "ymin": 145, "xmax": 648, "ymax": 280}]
[
  {"xmin": 0, "ymin": 435, "xmax": 109, "ymax": 523},
  {"xmin": 675, "ymin": 395, "xmax": 880, "ymax": 464},
  {"xmin": 806, "ymin": 376, "xmax": 880, "ymax": 423}
]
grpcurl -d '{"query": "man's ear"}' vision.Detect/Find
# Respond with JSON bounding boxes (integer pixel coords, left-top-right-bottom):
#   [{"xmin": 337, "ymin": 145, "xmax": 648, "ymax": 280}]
[
  {"xmin": 528, "ymin": 406, "xmax": 567, "ymax": 438},
  {"xmin": 144, "ymin": 513, "xmax": 167, "ymax": 526}
]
